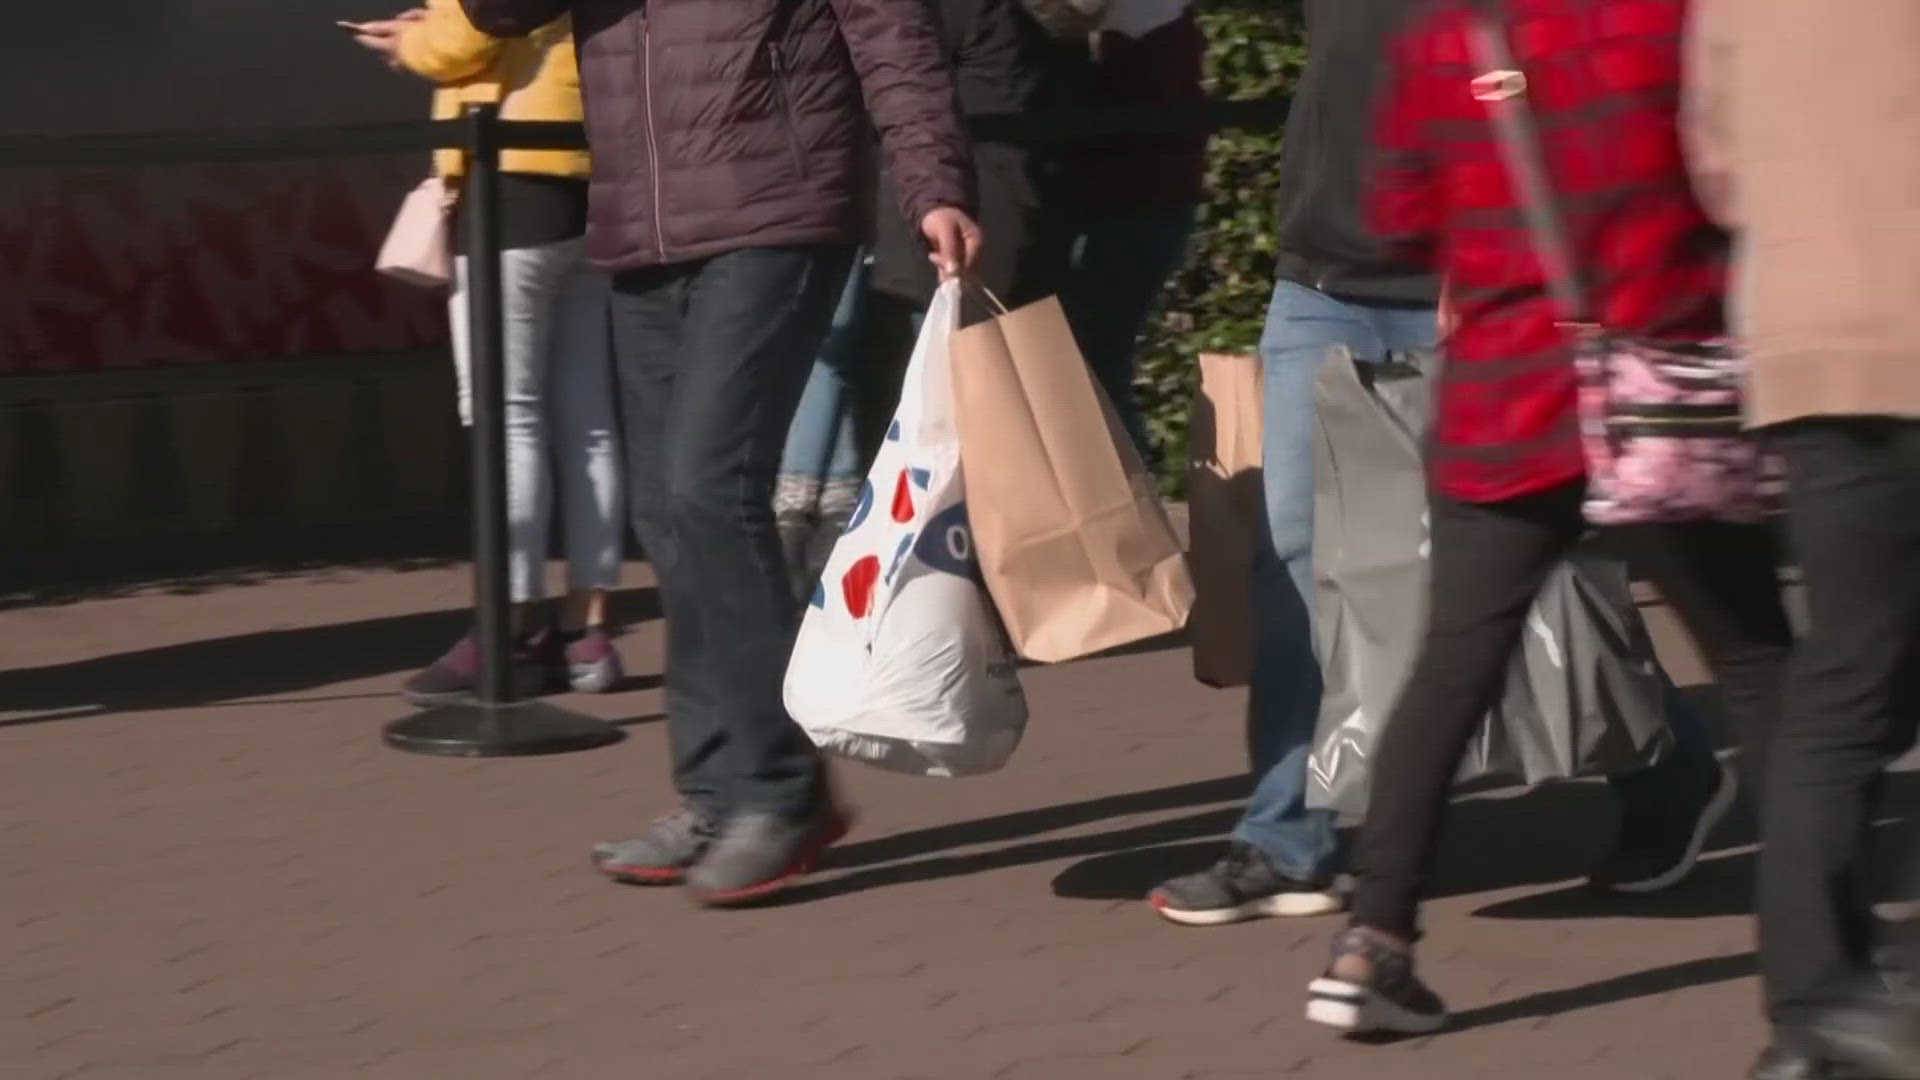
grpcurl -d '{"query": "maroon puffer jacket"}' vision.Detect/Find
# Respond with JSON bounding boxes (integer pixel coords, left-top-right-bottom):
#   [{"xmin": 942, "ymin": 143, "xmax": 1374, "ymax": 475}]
[{"xmin": 461, "ymin": 0, "xmax": 974, "ymax": 271}]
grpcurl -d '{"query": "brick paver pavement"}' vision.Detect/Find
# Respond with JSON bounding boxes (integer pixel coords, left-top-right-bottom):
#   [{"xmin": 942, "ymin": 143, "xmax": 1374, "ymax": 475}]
[{"xmin": 2, "ymin": 562, "xmax": 1780, "ymax": 1079}]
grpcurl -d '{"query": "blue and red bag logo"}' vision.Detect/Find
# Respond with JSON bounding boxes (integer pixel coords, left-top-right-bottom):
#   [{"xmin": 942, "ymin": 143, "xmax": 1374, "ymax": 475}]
[
  {"xmin": 913, "ymin": 502, "xmax": 984, "ymax": 586},
  {"xmin": 812, "ymin": 466, "xmax": 977, "ymax": 616}
]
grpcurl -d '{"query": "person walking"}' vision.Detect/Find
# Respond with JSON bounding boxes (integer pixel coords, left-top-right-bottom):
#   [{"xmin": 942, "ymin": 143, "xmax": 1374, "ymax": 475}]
[
  {"xmin": 352, "ymin": 1, "xmax": 627, "ymax": 703},
  {"xmin": 1300, "ymin": 0, "xmax": 1794, "ymax": 1036},
  {"xmin": 860, "ymin": 0, "xmax": 1079, "ymax": 429},
  {"xmin": 1686, "ymin": 1, "xmax": 1920, "ymax": 1075},
  {"xmin": 1051, "ymin": 0, "xmax": 1209, "ymax": 460},
  {"xmin": 1148, "ymin": 0, "xmax": 1737, "ymax": 931},
  {"xmin": 457, "ymin": 0, "xmax": 980, "ymax": 906},
  {"xmin": 774, "ymin": 257, "xmax": 871, "ymax": 603},
  {"xmin": 851, "ymin": 0, "xmax": 1077, "ymax": 473}
]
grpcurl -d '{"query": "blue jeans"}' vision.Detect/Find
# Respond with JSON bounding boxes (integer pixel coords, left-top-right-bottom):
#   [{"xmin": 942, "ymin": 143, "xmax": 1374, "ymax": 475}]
[
  {"xmin": 450, "ymin": 241, "xmax": 624, "ymax": 604},
  {"xmin": 610, "ymin": 245, "xmax": 857, "ymax": 819},
  {"xmin": 1233, "ymin": 280, "xmax": 1439, "ymax": 876},
  {"xmin": 779, "ymin": 257, "xmax": 869, "ymax": 486},
  {"xmin": 1060, "ymin": 205, "xmax": 1198, "ymax": 459},
  {"xmin": 1230, "ymin": 279, "xmax": 1720, "ymax": 877}
]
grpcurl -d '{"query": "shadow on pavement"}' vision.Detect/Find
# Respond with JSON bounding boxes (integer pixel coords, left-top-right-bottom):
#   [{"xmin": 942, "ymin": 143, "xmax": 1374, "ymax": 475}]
[
  {"xmin": 0, "ymin": 585, "xmax": 660, "ymax": 722},
  {"xmin": 806, "ymin": 772, "xmax": 1701, "ymax": 907},
  {"xmin": 1050, "ymin": 838, "xmax": 1226, "ymax": 900},
  {"xmin": 830, "ymin": 773, "xmax": 1247, "ymax": 871},
  {"xmin": 1443, "ymin": 952, "xmax": 1758, "ymax": 1036},
  {"xmin": 1477, "ymin": 805, "xmax": 1916, "ymax": 923},
  {"xmin": 1047, "ymin": 766, "xmax": 1918, "ymax": 912},
  {"xmin": 1049, "ymin": 780, "xmax": 1639, "ymax": 904},
  {"xmin": 784, "ymin": 805, "xmax": 1245, "ymax": 905},
  {"xmin": 0, "ymin": 554, "xmax": 464, "ymax": 613},
  {"xmin": 1475, "ymin": 849, "xmax": 1757, "ymax": 921}
]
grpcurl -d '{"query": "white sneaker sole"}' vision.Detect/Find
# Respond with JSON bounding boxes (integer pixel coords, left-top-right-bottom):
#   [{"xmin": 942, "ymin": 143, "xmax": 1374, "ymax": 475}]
[
  {"xmin": 1604, "ymin": 763, "xmax": 1738, "ymax": 895},
  {"xmin": 1818, "ymin": 1023, "xmax": 1920, "ymax": 1080},
  {"xmin": 1306, "ymin": 978, "xmax": 1447, "ymax": 1035},
  {"xmin": 568, "ymin": 656, "xmax": 623, "ymax": 694},
  {"xmin": 1151, "ymin": 890, "xmax": 1344, "ymax": 927}
]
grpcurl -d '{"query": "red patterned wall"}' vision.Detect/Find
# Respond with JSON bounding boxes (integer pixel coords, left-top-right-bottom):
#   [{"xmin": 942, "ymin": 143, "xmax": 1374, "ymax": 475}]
[{"xmin": 0, "ymin": 158, "xmax": 447, "ymax": 376}]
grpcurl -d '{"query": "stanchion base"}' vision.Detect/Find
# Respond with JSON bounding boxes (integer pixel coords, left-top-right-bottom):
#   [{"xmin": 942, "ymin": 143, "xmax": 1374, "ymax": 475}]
[{"xmin": 383, "ymin": 699, "xmax": 623, "ymax": 757}]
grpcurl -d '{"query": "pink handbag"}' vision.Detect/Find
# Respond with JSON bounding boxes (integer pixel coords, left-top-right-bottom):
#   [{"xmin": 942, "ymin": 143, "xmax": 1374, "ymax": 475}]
[
  {"xmin": 1569, "ymin": 334, "xmax": 1782, "ymax": 525},
  {"xmin": 1467, "ymin": 17, "xmax": 1782, "ymax": 526},
  {"xmin": 375, "ymin": 176, "xmax": 453, "ymax": 288}
]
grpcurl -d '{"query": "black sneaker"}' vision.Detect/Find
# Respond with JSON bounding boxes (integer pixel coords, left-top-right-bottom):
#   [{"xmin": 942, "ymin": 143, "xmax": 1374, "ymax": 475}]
[
  {"xmin": 1307, "ymin": 927, "xmax": 1448, "ymax": 1035},
  {"xmin": 1590, "ymin": 760, "xmax": 1736, "ymax": 894},
  {"xmin": 591, "ymin": 808, "xmax": 721, "ymax": 886},
  {"xmin": 1148, "ymin": 841, "xmax": 1341, "ymax": 926}
]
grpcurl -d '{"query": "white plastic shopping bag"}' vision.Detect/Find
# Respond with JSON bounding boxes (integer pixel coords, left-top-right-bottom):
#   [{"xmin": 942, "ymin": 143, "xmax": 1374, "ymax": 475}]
[{"xmin": 784, "ymin": 282, "xmax": 1029, "ymax": 777}]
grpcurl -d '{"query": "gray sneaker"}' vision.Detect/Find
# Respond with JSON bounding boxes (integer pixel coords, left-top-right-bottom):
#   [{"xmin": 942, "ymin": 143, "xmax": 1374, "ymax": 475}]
[
  {"xmin": 1813, "ymin": 991, "xmax": 1920, "ymax": 1080},
  {"xmin": 1149, "ymin": 841, "xmax": 1342, "ymax": 926},
  {"xmin": 1590, "ymin": 759, "xmax": 1736, "ymax": 894},
  {"xmin": 591, "ymin": 808, "xmax": 719, "ymax": 886},
  {"xmin": 686, "ymin": 805, "xmax": 851, "ymax": 907}
]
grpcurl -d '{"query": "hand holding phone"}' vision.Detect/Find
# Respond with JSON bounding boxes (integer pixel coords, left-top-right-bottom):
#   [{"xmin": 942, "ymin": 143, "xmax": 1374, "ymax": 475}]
[
  {"xmin": 343, "ymin": 19, "xmax": 406, "ymax": 63},
  {"xmin": 341, "ymin": 9, "xmax": 424, "ymax": 28}
]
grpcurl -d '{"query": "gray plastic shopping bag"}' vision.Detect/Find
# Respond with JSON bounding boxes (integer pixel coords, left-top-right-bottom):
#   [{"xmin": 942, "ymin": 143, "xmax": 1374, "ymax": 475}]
[{"xmin": 1305, "ymin": 346, "xmax": 1668, "ymax": 815}]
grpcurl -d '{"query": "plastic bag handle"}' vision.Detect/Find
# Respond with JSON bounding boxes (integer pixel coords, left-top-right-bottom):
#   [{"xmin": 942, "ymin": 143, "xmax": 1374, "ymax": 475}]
[{"xmin": 911, "ymin": 281, "xmax": 964, "ymax": 447}]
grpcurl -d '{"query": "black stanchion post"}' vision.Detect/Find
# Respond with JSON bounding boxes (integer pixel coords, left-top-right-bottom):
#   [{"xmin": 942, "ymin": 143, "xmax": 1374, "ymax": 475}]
[
  {"xmin": 465, "ymin": 101, "xmax": 515, "ymax": 709},
  {"xmin": 383, "ymin": 104, "xmax": 622, "ymax": 757}
]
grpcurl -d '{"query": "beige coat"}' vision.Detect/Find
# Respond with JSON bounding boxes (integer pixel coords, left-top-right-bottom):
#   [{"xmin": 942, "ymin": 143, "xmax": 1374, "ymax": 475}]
[{"xmin": 1684, "ymin": 0, "xmax": 1920, "ymax": 426}]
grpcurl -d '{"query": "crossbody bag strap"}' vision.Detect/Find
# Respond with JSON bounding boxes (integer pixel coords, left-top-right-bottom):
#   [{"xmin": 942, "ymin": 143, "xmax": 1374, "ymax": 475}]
[{"xmin": 1464, "ymin": 14, "xmax": 1593, "ymax": 325}]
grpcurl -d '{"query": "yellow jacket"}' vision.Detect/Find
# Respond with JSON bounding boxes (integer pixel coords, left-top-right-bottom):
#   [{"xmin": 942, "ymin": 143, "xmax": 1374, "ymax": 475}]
[{"xmin": 394, "ymin": 0, "xmax": 588, "ymax": 181}]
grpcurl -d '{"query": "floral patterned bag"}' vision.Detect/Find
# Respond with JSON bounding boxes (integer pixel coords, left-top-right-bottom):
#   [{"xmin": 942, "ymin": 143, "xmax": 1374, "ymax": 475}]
[{"xmin": 1466, "ymin": 17, "xmax": 1782, "ymax": 525}]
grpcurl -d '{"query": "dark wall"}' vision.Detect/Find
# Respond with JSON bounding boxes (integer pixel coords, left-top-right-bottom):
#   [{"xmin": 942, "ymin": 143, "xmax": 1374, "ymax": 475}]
[{"xmin": 1, "ymin": 2, "xmax": 426, "ymax": 135}]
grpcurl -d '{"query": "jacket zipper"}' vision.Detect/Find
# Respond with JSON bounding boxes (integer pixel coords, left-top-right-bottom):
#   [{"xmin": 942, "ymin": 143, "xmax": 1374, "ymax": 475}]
[
  {"xmin": 641, "ymin": 11, "xmax": 666, "ymax": 260},
  {"xmin": 768, "ymin": 43, "xmax": 810, "ymax": 179}
]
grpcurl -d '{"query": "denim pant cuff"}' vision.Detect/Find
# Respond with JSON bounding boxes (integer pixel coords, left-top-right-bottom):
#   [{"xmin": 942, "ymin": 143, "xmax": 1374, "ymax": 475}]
[{"xmin": 1230, "ymin": 822, "xmax": 1337, "ymax": 882}]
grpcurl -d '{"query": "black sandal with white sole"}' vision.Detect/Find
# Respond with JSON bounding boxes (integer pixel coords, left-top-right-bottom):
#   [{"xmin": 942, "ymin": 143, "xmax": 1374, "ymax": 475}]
[{"xmin": 1307, "ymin": 927, "xmax": 1449, "ymax": 1035}]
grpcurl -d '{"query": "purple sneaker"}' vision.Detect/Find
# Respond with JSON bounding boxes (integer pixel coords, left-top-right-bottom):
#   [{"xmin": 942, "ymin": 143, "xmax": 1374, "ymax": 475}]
[
  {"xmin": 563, "ymin": 628, "xmax": 625, "ymax": 694},
  {"xmin": 402, "ymin": 630, "xmax": 555, "ymax": 707}
]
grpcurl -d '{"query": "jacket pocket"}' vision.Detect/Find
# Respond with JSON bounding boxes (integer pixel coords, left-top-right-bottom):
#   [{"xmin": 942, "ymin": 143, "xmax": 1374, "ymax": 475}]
[{"xmin": 767, "ymin": 43, "xmax": 811, "ymax": 180}]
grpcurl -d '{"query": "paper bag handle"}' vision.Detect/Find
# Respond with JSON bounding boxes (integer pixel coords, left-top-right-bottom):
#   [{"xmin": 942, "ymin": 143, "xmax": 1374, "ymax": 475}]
[{"xmin": 966, "ymin": 281, "xmax": 1012, "ymax": 316}]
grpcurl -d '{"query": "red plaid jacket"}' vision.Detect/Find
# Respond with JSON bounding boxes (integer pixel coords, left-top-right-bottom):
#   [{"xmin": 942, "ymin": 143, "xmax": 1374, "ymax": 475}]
[{"xmin": 1371, "ymin": 0, "xmax": 1730, "ymax": 502}]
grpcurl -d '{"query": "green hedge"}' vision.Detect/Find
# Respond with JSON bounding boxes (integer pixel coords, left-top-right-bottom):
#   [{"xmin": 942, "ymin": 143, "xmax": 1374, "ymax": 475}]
[{"xmin": 1137, "ymin": 0, "xmax": 1306, "ymax": 489}]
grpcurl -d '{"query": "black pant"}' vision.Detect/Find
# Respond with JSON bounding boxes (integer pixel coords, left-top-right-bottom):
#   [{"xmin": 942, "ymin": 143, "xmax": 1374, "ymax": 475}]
[
  {"xmin": 1761, "ymin": 419, "xmax": 1920, "ymax": 1033},
  {"xmin": 1350, "ymin": 480, "xmax": 1794, "ymax": 937},
  {"xmin": 609, "ymin": 245, "xmax": 857, "ymax": 821}
]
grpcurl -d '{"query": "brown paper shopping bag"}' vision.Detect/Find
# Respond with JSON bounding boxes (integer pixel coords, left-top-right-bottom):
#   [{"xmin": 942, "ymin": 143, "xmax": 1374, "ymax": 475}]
[
  {"xmin": 1187, "ymin": 352, "xmax": 1265, "ymax": 688},
  {"xmin": 950, "ymin": 295, "xmax": 1194, "ymax": 663}
]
